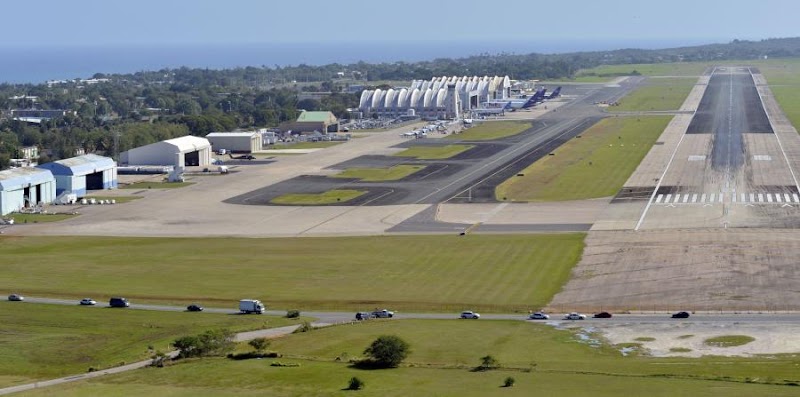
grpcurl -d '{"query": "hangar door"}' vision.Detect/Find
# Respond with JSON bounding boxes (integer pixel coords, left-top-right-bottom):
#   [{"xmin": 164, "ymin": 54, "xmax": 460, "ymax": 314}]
[
  {"xmin": 86, "ymin": 172, "xmax": 104, "ymax": 190},
  {"xmin": 184, "ymin": 151, "xmax": 200, "ymax": 166}
]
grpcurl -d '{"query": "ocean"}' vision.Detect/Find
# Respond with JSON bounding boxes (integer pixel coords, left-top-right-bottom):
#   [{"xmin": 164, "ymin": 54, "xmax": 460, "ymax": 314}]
[{"xmin": 0, "ymin": 39, "xmax": 716, "ymax": 84}]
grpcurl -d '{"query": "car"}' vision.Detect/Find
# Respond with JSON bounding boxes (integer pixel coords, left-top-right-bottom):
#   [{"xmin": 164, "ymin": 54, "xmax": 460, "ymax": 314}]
[
  {"xmin": 593, "ymin": 311, "xmax": 612, "ymax": 319},
  {"xmin": 79, "ymin": 298, "xmax": 97, "ymax": 306},
  {"xmin": 460, "ymin": 311, "xmax": 480, "ymax": 319},
  {"xmin": 563, "ymin": 312, "xmax": 587, "ymax": 320},
  {"xmin": 8, "ymin": 294, "xmax": 24, "ymax": 302},
  {"xmin": 355, "ymin": 311, "xmax": 372, "ymax": 321},
  {"xmin": 187, "ymin": 304, "xmax": 204, "ymax": 312},
  {"xmin": 371, "ymin": 309, "xmax": 394, "ymax": 318},
  {"xmin": 528, "ymin": 312, "xmax": 550, "ymax": 320},
  {"xmin": 109, "ymin": 297, "xmax": 130, "ymax": 308},
  {"xmin": 671, "ymin": 311, "xmax": 690, "ymax": 319}
]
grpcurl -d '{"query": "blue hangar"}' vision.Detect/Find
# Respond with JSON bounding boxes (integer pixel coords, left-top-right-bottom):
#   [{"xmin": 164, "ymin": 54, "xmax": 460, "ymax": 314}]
[{"xmin": 37, "ymin": 154, "xmax": 118, "ymax": 197}]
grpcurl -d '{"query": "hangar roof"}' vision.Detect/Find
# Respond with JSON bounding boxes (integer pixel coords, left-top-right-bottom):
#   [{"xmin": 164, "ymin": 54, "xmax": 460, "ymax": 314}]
[
  {"xmin": 296, "ymin": 111, "xmax": 337, "ymax": 123},
  {"xmin": 38, "ymin": 154, "xmax": 116, "ymax": 176},
  {"xmin": 163, "ymin": 136, "xmax": 211, "ymax": 152},
  {"xmin": 206, "ymin": 132, "xmax": 259, "ymax": 138},
  {"xmin": 0, "ymin": 167, "xmax": 55, "ymax": 191}
]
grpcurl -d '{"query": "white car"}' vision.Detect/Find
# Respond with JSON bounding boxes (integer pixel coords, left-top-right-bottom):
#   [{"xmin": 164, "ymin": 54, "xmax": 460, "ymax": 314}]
[
  {"xmin": 460, "ymin": 311, "xmax": 480, "ymax": 319},
  {"xmin": 564, "ymin": 312, "xmax": 587, "ymax": 320},
  {"xmin": 79, "ymin": 298, "xmax": 97, "ymax": 306},
  {"xmin": 371, "ymin": 309, "xmax": 394, "ymax": 318},
  {"xmin": 528, "ymin": 312, "xmax": 550, "ymax": 320}
]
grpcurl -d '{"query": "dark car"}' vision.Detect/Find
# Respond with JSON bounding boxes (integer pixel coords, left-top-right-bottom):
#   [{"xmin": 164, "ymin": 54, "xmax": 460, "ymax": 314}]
[
  {"xmin": 593, "ymin": 311, "xmax": 612, "ymax": 319},
  {"xmin": 109, "ymin": 297, "xmax": 130, "ymax": 308},
  {"xmin": 187, "ymin": 304, "xmax": 204, "ymax": 312},
  {"xmin": 671, "ymin": 311, "xmax": 690, "ymax": 319},
  {"xmin": 355, "ymin": 312, "xmax": 372, "ymax": 321}
]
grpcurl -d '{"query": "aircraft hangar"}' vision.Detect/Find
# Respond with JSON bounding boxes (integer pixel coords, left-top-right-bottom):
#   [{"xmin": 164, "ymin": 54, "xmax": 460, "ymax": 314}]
[
  {"xmin": 37, "ymin": 154, "xmax": 118, "ymax": 198},
  {"xmin": 120, "ymin": 135, "xmax": 212, "ymax": 167},
  {"xmin": 0, "ymin": 167, "xmax": 56, "ymax": 215}
]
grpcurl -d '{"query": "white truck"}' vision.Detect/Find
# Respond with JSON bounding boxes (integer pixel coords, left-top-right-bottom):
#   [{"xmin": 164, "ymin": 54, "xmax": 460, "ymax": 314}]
[{"xmin": 239, "ymin": 299, "xmax": 265, "ymax": 314}]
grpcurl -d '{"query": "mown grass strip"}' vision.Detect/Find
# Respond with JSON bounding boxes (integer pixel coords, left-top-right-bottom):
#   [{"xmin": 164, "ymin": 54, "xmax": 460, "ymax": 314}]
[
  {"xmin": 270, "ymin": 189, "xmax": 366, "ymax": 205},
  {"xmin": 496, "ymin": 116, "xmax": 671, "ymax": 202},
  {"xmin": 332, "ymin": 165, "xmax": 425, "ymax": 182}
]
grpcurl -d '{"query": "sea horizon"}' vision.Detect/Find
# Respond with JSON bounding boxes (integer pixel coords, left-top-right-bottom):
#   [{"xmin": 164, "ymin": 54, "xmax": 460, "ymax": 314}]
[{"xmin": 0, "ymin": 38, "xmax": 725, "ymax": 84}]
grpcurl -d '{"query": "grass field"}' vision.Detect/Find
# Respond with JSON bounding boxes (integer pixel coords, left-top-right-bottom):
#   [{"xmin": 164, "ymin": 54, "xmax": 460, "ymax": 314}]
[
  {"xmin": 21, "ymin": 320, "xmax": 800, "ymax": 396},
  {"xmin": 331, "ymin": 165, "xmax": 425, "ymax": 181},
  {"xmin": 574, "ymin": 62, "xmax": 713, "ymax": 79},
  {"xmin": 4, "ymin": 213, "xmax": 78, "ymax": 223},
  {"xmin": 270, "ymin": 189, "xmax": 366, "ymax": 205},
  {"xmin": 0, "ymin": 234, "xmax": 584, "ymax": 312},
  {"xmin": 0, "ymin": 301, "xmax": 300, "ymax": 387},
  {"xmin": 608, "ymin": 77, "xmax": 697, "ymax": 112},
  {"xmin": 393, "ymin": 144, "xmax": 474, "ymax": 160},
  {"xmin": 496, "ymin": 116, "xmax": 672, "ymax": 202},
  {"xmin": 755, "ymin": 59, "xmax": 800, "ymax": 131},
  {"xmin": 447, "ymin": 120, "xmax": 531, "ymax": 141},
  {"xmin": 120, "ymin": 181, "xmax": 193, "ymax": 189},
  {"xmin": 282, "ymin": 141, "xmax": 345, "ymax": 149}
]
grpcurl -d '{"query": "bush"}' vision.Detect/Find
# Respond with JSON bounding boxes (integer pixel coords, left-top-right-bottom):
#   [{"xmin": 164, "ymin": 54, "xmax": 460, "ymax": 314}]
[
  {"xmin": 249, "ymin": 337, "xmax": 270, "ymax": 352},
  {"xmin": 227, "ymin": 352, "xmax": 281, "ymax": 360},
  {"xmin": 363, "ymin": 335, "xmax": 410, "ymax": 368},
  {"xmin": 286, "ymin": 310, "xmax": 301, "ymax": 318},
  {"xmin": 173, "ymin": 329, "xmax": 235, "ymax": 358},
  {"xmin": 475, "ymin": 355, "xmax": 499, "ymax": 371},
  {"xmin": 503, "ymin": 377, "xmax": 516, "ymax": 387},
  {"xmin": 348, "ymin": 376, "xmax": 365, "ymax": 390},
  {"xmin": 293, "ymin": 321, "xmax": 314, "ymax": 333},
  {"xmin": 270, "ymin": 361, "xmax": 301, "ymax": 367}
]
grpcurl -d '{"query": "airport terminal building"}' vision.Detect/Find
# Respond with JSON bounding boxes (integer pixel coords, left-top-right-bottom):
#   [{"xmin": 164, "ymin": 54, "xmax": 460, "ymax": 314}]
[{"xmin": 358, "ymin": 76, "xmax": 511, "ymax": 119}]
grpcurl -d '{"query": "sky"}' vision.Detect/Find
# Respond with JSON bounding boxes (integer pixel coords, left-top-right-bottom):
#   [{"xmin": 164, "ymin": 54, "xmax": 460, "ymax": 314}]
[{"xmin": 0, "ymin": 0, "xmax": 797, "ymax": 49}]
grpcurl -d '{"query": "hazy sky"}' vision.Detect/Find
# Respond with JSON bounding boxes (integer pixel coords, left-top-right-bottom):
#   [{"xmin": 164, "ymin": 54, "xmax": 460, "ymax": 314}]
[{"xmin": 0, "ymin": 0, "xmax": 796, "ymax": 48}]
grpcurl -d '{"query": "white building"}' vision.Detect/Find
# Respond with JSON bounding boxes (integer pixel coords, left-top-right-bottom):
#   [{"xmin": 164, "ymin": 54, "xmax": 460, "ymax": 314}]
[
  {"xmin": 359, "ymin": 76, "xmax": 511, "ymax": 119},
  {"xmin": 37, "ymin": 154, "xmax": 117, "ymax": 198},
  {"xmin": 205, "ymin": 132, "xmax": 261, "ymax": 153},
  {"xmin": 120, "ymin": 136, "xmax": 212, "ymax": 167},
  {"xmin": 0, "ymin": 168, "xmax": 56, "ymax": 215}
]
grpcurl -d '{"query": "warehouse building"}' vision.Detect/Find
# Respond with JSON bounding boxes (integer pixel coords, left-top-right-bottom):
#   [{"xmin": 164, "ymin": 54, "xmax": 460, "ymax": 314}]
[
  {"xmin": 0, "ymin": 168, "xmax": 56, "ymax": 215},
  {"xmin": 205, "ymin": 132, "xmax": 261, "ymax": 153},
  {"xmin": 359, "ymin": 75, "xmax": 511, "ymax": 119},
  {"xmin": 120, "ymin": 135, "xmax": 212, "ymax": 167},
  {"xmin": 282, "ymin": 111, "xmax": 339, "ymax": 134},
  {"xmin": 37, "ymin": 154, "xmax": 117, "ymax": 197}
]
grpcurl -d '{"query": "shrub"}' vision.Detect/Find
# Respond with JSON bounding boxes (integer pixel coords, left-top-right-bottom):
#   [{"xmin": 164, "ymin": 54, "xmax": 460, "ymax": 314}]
[
  {"xmin": 173, "ymin": 329, "xmax": 235, "ymax": 358},
  {"xmin": 363, "ymin": 335, "xmax": 410, "ymax": 368},
  {"xmin": 270, "ymin": 361, "xmax": 301, "ymax": 367},
  {"xmin": 476, "ymin": 355, "xmax": 499, "ymax": 371},
  {"xmin": 249, "ymin": 337, "xmax": 270, "ymax": 352},
  {"xmin": 286, "ymin": 310, "xmax": 301, "ymax": 318},
  {"xmin": 503, "ymin": 377, "xmax": 516, "ymax": 387},
  {"xmin": 348, "ymin": 376, "xmax": 365, "ymax": 390},
  {"xmin": 293, "ymin": 321, "xmax": 314, "ymax": 333}
]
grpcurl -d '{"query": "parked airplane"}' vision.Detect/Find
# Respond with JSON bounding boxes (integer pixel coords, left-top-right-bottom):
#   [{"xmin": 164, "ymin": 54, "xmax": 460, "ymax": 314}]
[
  {"xmin": 544, "ymin": 86, "xmax": 562, "ymax": 100},
  {"xmin": 484, "ymin": 90, "xmax": 545, "ymax": 111},
  {"xmin": 229, "ymin": 153, "xmax": 255, "ymax": 160}
]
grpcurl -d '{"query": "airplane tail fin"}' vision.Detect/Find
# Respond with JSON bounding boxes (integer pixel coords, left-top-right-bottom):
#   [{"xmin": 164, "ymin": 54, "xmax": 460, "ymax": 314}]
[{"xmin": 547, "ymin": 87, "xmax": 561, "ymax": 99}]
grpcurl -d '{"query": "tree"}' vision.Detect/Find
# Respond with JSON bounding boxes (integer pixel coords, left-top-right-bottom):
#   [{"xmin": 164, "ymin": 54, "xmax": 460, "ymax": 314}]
[
  {"xmin": 477, "ymin": 355, "xmax": 499, "ymax": 371},
  {"xmin": 173, "ymin": 329, "xmax": 235, "ymax": 358},
  {"xmin": 248, "ymin": 337, "xmax": 270, "ymax": 353},
  {"xmin": 347, "ymin": 377, "xmax": 365, "ymax": 390},
  {"xmin": 363, "ymin": 335, "xmax": 410, "ymax": 368}
]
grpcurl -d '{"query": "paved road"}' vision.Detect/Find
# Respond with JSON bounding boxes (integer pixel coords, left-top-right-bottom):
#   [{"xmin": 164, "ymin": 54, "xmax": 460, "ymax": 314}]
[{"xmin": 17, "ymin": 296, "xmax": 800, "ymax": 324}]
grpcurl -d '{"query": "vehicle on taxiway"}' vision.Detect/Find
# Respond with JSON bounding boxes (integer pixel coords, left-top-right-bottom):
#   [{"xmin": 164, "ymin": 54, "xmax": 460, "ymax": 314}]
[
  {"xmin": 371, "ymin": 309, "xmax": 394, "ymax": 318},
  {"xmin": 528, "ymin": 312, "xmax": 550, "ymax": 320},
  {"xmin": 671, "ymin": 311, "xmax": 690, "ymax": 319},
  {"xmin": 564, "ymin": 312, "xmax": 587, "ymax": 320},
  {"xmin": 187, "ymin": 304, "xmax": 204, "ymax": 312},
  {"xmin": 79, "ymin": 298, "xmax": 97, "ymax": 306},
  {"xmin": 460, "ymin": 310, "xmax": 480, "ymax": 319}
]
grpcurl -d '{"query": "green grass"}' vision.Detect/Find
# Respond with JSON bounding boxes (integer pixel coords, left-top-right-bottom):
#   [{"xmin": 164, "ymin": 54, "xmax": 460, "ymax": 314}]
[
  {"xmin": 670, "ymin": 347, "xmax": 693, "ymax": 353},
  {"xmin": 634, "ymin": 337, "xmax": 656, "ymax": 342},
  {"xmin": 575, "ymin": 62, "xmax": 713, "ymax": 78},
  {"xmin": 756, "ymin": 58, "xmax": 800, "ymax": 132},
  {"xmin": 0, "ymin": 301, "xmax": 301, "ymax": 387},
  {"xmin": 447, "ymin": 120, "xmax": 531, "ymax": 141},
  {"xmin": 704, "ymin": 335, "xmax": 756, "ymax": 348},
  {"xmin": 608, "ymin": 77, "xmax": 696, "ymax": 112},
  {"xmin": 0, "ymin": 234, "xmax": 584, "ymax": 312},
  {"xmin": 393, "ymin": 144, "xmax": 474, "ymax": 160},
  {"xmin": 677, "ymin": 334, "xmax": 695, "ymax": 340},
  {"xmin": 270, "ymin": 189, "xmax": 366, "ymax": 205},
  {"xmin": 84, "ymin": 195, "xmax": 142, "ymax": 204},
  {"xmin": 331, "ymin": 165, "xmax": 425, "ymax": 182},
  {"xmin": 282, "ymin": 141, "xmax": 345, "ymax": 149},
  {"xmin": 21, "ymin": 320, "xmax": 800, "ymax": 396},
  {"xmin": 120, "ymin": 182, "xmax": 193, "ymax": 189},
  {"xmin": 496, "ymin": 116, "xmax": 672, "ymax": 201},
  {"xmin": 5, "ymin": 213, "xmax": 78, "ymax": 223}
]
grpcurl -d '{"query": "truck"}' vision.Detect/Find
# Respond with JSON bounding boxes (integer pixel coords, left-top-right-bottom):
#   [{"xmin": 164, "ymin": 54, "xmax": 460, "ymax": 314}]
[
  {"xmin": 239, "ymin": 299, "xmax": 265, "ymax": 314},
  {"xmin": 371, "ymin": 309, "xmax": 394, "ymax": 318}
]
